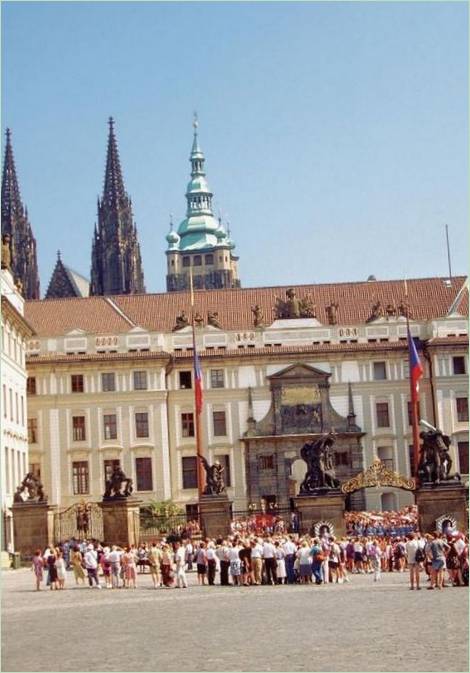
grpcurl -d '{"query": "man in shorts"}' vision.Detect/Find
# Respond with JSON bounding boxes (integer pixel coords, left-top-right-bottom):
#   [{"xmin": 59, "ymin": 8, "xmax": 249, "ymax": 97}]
[{"xmin": 147, "ymin": 541, "xmax": 163, "ymax": 589}]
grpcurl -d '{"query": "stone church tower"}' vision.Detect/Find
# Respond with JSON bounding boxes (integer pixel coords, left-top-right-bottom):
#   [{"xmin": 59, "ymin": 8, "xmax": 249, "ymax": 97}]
[
  {"xmin": 165, "ymin": 116, "xmax": 240, "ymax": 292},
  {"xmin": 90, "ymin": 118, "xmax": 145, "ymax": 296},
  {"xmin": 1, "ymin": 129, "xmax": 40, "ymax": 299}
]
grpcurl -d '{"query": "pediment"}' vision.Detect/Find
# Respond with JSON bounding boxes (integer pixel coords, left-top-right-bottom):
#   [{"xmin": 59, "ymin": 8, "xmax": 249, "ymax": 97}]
[{"xmin": 267, "ymin": 362, "xmax": 330, "ymax": 382}]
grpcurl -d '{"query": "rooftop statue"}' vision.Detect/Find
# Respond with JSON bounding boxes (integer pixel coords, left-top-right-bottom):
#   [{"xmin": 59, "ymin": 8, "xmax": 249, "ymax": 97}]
[
  {"xmin": 275, "ymin": 288, "xmax": 316, "ymax": 320},
  {"xmin": 1, "ymin": 234, "xmax": 11, "ymax": 271},
  {"xmin": 325, "ymin": 301, "xmax": 339, "ymax": 325},
  {"xmin": 173, "ymin": 311, "xmax": 189, "ymax": 331},
  {"xmin": 207, "ymin": 311, "xmax": 222, "ymax": 328},
  {"xmin": 251, "ymin": 304, "xmax": 264, "ymax": 327}
]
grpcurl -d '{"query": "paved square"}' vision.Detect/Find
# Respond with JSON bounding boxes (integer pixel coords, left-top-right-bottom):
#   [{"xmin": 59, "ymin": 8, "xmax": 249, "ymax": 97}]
[{"xmin": 2, "ymin": 569, "xmax": 468, "ymax": 672}]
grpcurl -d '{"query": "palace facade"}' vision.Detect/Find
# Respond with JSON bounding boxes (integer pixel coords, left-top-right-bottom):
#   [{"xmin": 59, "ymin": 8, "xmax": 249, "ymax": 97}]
[{"xmin": 20, "ymin": 276, "xmax": 468, "ymax": 518}]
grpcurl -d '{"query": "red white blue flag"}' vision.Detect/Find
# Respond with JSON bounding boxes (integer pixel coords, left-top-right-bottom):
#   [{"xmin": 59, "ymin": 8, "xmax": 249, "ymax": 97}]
[{"xmin": 407, "ymin": 327, "xmax": 423, "ymax": 402}]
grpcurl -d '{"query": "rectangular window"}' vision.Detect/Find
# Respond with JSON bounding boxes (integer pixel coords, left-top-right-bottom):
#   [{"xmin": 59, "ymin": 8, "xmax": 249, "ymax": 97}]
[
  {"xmin": 101, "ymin": 372, "xmax": 116, "ymax": 392},
  {"xmin": 213, "ymin": 410, "xmax": 227, "ymax": 436},
  {"xmin": 259, "ymin": 455, "xmax": 274, "ymax": 470},
  {"xmin": 453, "ymin": 356, "xmax": 466, "ymax": 375},
  {"xmin": 103, "ymin": 414, "xmax": 117, "ymax": 440},
  {"xmin": 9, "ymin": 389, "xmax": 13, "ymax": 420},
  {"xmin": 72, "ymin": 461, "xmax": 89, "ymax": 495},
  {"xmin": 407, "ymin": 401, "xmax": 421, "ymax": 426},
  {"xmin": 28, "ymin": 418, "xmax": 38, "ymax": 444},
  {"xmin": 3, "ymin": 384, "xmax": 6, "ymax": 418},
  {"xmin": 136, "ymin": 457, "xmax": 153, "ymax": 491},
  {"xmin": 217, "ymin": 454, "xmax": 231, "ymax": 487},
  {"xmin": 15, "ymin": 393, "xmax": 18, "ymax": 423},
  {"xmin": 20, "ymin": 396, "xmax": 24, "ymax": 426},
  {"xmin": 29, "ymin": 462, "xmax": 41, "ymax": 479},
  {"xmin": 373, "ymin": 362, "xmax": 387, "ymax": 380},
  {"xmin": 210, "ymin": 369, "xmax": 225, "ymax": 388},
  {"xmin": 5, "ymin": 448, "xmax": 10, "ymax": 493},
  {"xmin": 458, "ymin": 441, "xmax": 469, "ymax": 475},
  {"xmin": 181, "ymin": 412, "xmax": 195, "ymax": 437},
  {"xmin": 27, "ymin": 377, "xmax": 37, "ymax": 395},
  {"xmin": 193, "ymin": 255, "xmax": 202, "ymax": 266},
  {"xmin": 179, "ymin": 371, "xmax": 192, "ymax": 389},
  {"xmin": 71, "ymin": 374, "xmax": 84, "ymax": 393},
  {"xmin": 104, "ymin": 459, "xmax": 120, "ymax": 488},
  {"xmin": 72, "ymin": 416, "xmax": 86, "ymax": 441},
  {"xmin": 182, "ymin": 456, "xmax": 198, "ymax": 489},
  {"xmin": 205, "ymin": 254, "xmax": 214, "ymax": 265},
  {"xmin": 135, "ymin": 412, "xmax": 149, "ymax": 438},
  {"xmin": 456, "ymin": 397, "xmax": 469, "ymax": 422},
  {"xmin": 182, "ymin": 256, "xmax": 190, "ymax": 267},
  {"xmin": 376, "ymin": 402, "xmax": 390, "ymax": 428},
  {"xmin": 133, "ymin": 371, "xmax": 148, "ymax": 390}
]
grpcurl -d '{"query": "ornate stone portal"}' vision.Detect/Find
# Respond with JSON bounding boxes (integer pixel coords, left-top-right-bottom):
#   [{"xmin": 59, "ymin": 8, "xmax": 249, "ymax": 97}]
[{"xmin": 242, "ymin": 363, "xmax": 365, "ymax": 511}]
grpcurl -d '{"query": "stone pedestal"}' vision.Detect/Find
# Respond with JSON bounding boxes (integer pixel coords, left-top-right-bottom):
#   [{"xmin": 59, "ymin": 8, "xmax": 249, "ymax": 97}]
[
  {"xmin": 100, "ymin": 498, "xmax": 142, "ymax": 547},
  {"xmin": 199, "ymin": 494, "xmax": 232, "ymax": 538},
  {"xmin": 415, "ymin": 482, "xmax": 468, "ymax": 534},
  {"xmin": 12, "ymin": 502, "xmax": 56, "ymax": 559},
  {"xmin": 294, "ymin": 490, "xmax": 346, "ymax": 537}
]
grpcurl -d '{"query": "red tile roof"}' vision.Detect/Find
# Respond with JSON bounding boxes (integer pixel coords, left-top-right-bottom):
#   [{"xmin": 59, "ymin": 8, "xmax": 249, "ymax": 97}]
[{"xmin": 24, "ymin": 276, "xmax": 468, "ymax": 337}]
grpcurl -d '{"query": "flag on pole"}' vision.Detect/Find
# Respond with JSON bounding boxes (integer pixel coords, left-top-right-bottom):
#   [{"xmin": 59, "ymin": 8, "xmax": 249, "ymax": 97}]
[
  {"xmin": 193, "ymin": 343, "xmax": 203, "ymax": 416},
  {"xmin": 407, "ymin": 327, "xmax": 423, "ymax": 402}
]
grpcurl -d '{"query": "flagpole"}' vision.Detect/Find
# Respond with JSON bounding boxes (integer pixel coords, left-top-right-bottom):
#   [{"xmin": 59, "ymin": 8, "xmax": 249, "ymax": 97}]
[
  {"xmin": 405, "ymin": 280, "xmax": 421, "ymax": 486},
  {"xmin": 190, "ymin": 268, "xmax": 205, "ymax": 500}
]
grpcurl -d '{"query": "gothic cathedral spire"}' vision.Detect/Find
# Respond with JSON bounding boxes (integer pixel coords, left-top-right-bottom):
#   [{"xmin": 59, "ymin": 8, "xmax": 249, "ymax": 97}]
[
  {"xmin": 1, "ymin": 129, "xmax": 40, "ymax": 299},
  {"xmin": 90, "ymin": 118, "xmax": 145, "ymax": 296}
]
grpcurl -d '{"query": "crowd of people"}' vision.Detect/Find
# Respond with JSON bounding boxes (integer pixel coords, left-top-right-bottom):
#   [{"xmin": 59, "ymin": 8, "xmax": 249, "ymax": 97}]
[
  {"xmin": 345, "ymin": 505, "xmax": 418, "ymax": 538},
  {"xmin": 31, "ymin": 528, "xmax": 468, "ymax": 592}
]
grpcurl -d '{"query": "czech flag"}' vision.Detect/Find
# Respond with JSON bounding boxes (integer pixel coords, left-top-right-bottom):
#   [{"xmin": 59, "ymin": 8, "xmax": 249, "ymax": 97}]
[
  {"xmin": 193, "ymin": 347, "xmax": 203, "ymax": 416},
  {"xmin": 407, "ymin": 327, "xmax": 423, "ymax": 402}
]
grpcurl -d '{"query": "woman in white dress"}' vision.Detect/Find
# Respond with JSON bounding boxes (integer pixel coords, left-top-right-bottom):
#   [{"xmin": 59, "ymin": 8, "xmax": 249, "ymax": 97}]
[
  {"xmin": 55, "ymin": 550, "xmax": 66, "ymax": 590},
  {"xmin": 275, "ymin": 541, "xmax": 287, "ymax": 584}
]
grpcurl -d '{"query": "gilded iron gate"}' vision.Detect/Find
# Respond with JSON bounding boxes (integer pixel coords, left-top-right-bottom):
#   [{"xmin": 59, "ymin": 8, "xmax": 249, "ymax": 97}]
[{"xmin": 54, "ymin": 501, "xmax": 103, "ymax": 543}]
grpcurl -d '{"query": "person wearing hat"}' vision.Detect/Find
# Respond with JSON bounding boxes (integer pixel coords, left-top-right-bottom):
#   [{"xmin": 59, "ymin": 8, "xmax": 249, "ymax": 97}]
[{"xmin": 84, "ymin": 543, "xmax": 101, "ymax": 589}]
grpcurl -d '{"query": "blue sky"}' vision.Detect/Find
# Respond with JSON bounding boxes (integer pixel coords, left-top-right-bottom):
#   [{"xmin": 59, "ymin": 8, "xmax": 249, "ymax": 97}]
[{"xmin": 2, "ymin": 1, "xmax": 468, "ymax": 294}]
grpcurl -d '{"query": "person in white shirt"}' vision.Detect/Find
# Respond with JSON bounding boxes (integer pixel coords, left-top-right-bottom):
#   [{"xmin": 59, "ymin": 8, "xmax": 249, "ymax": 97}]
[
  {"xmin": 185, "ymin": 541, "xmax": 194, "ymax": 572},
  {"xmin": 262, "ymin": 538, "xmax": 277, "ymax": 585},
  {"xmin": 283, "ymin": 537, "xmax": 297, "ymax": 584},
  {"xmin": 250, "ymin": 539, "xmax": 263, "ymax": 585},
  {"xmin": 84, "ymin": 544, "xmax": 101, "ymax": 588},
  {"xmin": 405, "ymin": 533, "xmax": 422, "ymax": 590},
  {"xmin": 108, "ymin": 545, "xmax": 123, "ymax": 589},
  {"xmin": 174, "ymin": 542, "xmax": 188, "ymax": 588},
  {"xmin": 206, "ymin": 542, "xmax": 217, "ymax": 585}
]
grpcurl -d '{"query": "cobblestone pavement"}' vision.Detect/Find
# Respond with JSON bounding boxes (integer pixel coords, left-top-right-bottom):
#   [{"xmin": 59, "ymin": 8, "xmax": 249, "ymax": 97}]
[{"xmin": 1, "ymin": 568, "xmax": 468, "ymax": 672}]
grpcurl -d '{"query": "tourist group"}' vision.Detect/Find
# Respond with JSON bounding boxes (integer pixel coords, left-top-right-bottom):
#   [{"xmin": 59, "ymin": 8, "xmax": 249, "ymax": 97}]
[{"xmin": 31, "ymin": 528, "xmax": 468, "ymax": 592}]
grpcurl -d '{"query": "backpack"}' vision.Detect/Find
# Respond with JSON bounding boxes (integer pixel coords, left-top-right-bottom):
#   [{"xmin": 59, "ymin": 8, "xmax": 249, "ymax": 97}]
[{"xmin": 415, "ymin": 547, "xmax": 425, "ymax": 563}]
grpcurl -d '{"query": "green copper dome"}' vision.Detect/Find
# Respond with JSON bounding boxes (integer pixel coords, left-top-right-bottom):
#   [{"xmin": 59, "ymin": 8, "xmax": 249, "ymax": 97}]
[{"xmin": 167, "ymin": 117, "xmax": 237, "ymax": 255}]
